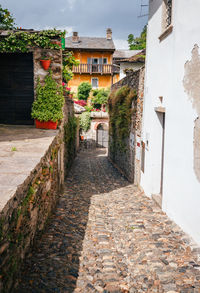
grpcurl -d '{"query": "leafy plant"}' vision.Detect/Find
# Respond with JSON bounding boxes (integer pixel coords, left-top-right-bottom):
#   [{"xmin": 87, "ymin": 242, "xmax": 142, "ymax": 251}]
[
  {"xmin": 40, "ymin": 54, "xmax": 52, "ymax": 60},
  {"xmin": 92, "ymin": 88, "xmax": 110, "ymax": 109},
  {"xmin": 128, "ymin": 25, "xmax": 147, "ymax": 50},
  {"xmin": 79, "ymin": 112, "xmax": 91, "ymax": 132},
  {"xmin": 77, "ymin": 82, "xmax": 92, "ymax": 101},
  {"xmin": 0, "ymin": 29, "xmax": 65, "ymax": 53},
  {"xmin": 0, "ymin": 5, "xmax": 15, "ymax": 30},
  {"xmin": 62, "ymin": 51, "xmax": 79, "ymax": 83},
  {"xmin": 11, "ymin": 147, "xmax": 17, "ymax": 151},
  {"xmin": 31, "ymin": 71, "xmax": 64, "ymax": 122},
  {"xmin": 84, "ymin": 105, "xmax": 93, "ymax": 112},
  {"xmin": 108, "ymin": 86, "xmax": 137, "ymax": 152}
]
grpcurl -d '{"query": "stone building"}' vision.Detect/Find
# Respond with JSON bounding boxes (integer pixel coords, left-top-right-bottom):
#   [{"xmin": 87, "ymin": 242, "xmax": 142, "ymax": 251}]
[
  {"xmin": 108, "ymin": 68, "xmax": 145, "ymax": 183},
  {"xmin": 141, "ymin": 0, "xmax": 200, "ymax": 245},
  {"xmin": 113, "ymin": 49, "xmax": 145, "ymax": 80},
  {"xmin": 0, "ymin": 29, "xmax": 63, "ymax": 125}
]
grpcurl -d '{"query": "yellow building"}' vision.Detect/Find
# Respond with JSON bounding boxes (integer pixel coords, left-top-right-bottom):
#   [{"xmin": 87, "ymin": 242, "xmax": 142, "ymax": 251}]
[{"xmin": 65, "ymin": 29, "xmax": 119, "ymax": 93}]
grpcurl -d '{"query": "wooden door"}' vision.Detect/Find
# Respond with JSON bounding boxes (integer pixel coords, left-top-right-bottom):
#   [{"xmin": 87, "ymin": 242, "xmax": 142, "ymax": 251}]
[{"xmin": 0, "ymin": 53, "xmax": 34, "ymax": 125}]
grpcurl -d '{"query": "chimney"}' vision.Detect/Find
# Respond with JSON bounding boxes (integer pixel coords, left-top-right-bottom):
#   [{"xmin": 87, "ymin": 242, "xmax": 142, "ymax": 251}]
[
  {"xmin": 106, "ymin": 28, "xmax": 112, "ymax": 40},
  {"xmin": 72, "ymin": 31, "xmax": 79, "ymax": 42}
]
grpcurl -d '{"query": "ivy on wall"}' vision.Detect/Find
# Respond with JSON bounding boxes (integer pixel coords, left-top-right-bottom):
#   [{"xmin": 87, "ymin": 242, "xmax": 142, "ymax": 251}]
[
  {"xmin": 0, "ymin": 29, "xmax": 65, "ymax": 53},
  {"xmin": 64, "ymin": 116, "xmax": 77, "ymax": 169},
  {"xmin": 108, "ymin": 86, "xmax": 137, "ymax": 152}
]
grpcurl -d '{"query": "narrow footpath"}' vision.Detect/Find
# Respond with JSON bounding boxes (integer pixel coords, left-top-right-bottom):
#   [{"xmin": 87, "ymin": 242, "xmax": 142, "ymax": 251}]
[{"xmin": 14, "ymin": 149, "xmax": 200, "ymax": 293}]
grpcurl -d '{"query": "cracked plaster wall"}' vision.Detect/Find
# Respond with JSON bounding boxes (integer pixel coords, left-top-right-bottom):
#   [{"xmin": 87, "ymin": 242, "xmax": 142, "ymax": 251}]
[{"xmin": 183, "ymin": 45, "xmax": 200, "ymax": 182}]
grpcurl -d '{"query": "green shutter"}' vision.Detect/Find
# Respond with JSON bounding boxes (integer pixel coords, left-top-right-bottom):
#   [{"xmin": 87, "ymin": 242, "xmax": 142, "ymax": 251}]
[{"xmin": 61, "ymin": 38, "xmax": 65, "ymax": 49}]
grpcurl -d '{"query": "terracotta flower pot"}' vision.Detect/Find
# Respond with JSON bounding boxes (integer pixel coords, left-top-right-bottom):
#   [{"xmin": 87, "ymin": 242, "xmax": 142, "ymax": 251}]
[
  {"xmin": 35, "ymin": 120, "xmax": 58, "ymax": 130},
  {"xmin": 40, "ymin": 59, "xmax": 51, "ymax": 70}
]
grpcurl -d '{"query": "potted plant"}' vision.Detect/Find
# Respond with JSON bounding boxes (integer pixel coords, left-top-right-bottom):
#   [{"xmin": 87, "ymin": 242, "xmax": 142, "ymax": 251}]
[
  {"xmin": 31, "ymin": 71, "xmax": 64, "ymax": 129},
  {"xmin": 40, "ymin": 54, "xmax": 52, "ymax": 70}
]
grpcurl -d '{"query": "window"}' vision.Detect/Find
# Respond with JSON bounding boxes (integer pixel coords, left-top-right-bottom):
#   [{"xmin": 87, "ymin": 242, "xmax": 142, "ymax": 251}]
[
  {"xmin": 103, "ymin": 58, "xmax": 107, "ymax": 64},
  {"xmin": 159, "ymin": 0, "xmax": 173, "ymax": 41},
  {"xmin": 92, "ymin": 58, "xmax": 99, "ymax": 65},
  {"xmin": 162, "ymin": 0, "xmax": 172, "ymax": 30},
  {"xmin": 92, "ymin": 78, "xmax": 98, "ymax": 88}
]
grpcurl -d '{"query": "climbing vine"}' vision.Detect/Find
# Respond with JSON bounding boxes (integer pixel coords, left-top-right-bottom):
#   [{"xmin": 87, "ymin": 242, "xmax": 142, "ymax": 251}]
[
  {"xmin": 108, "ymin": 86, "xmax": 137, "ymax": 152},
  {"xmin": 79, "ymin": 112, "xmax": 91, "ymax": 132},
  {"xmin": 0, "ymin": 29, "xmax": 65, "ymax": 53},
  {"xmin": 64, "ymin": 116, "xmax": 77, "ymax": 169}
]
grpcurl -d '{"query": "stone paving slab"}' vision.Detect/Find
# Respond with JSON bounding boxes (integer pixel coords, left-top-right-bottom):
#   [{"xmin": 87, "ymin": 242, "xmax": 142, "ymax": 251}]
[
  {"xmin": 0, "ymin": 125, "xmax": 58, "ymax": 212},
  {"xmin": 14, "ymin": 149, "xmax": 200, "ymax": 293}
]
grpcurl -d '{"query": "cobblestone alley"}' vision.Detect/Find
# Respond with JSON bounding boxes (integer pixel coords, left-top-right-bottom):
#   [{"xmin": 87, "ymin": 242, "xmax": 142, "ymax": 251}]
[{"xmin": 14, "ymin": 149, "xmax": 200, "ymax": 293}]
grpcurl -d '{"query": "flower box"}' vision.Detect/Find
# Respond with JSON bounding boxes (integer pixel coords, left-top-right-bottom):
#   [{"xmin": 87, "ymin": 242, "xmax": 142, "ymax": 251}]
[{"xmin": 35, "ymin": 120, "xmax": 58, "ymax": 130}]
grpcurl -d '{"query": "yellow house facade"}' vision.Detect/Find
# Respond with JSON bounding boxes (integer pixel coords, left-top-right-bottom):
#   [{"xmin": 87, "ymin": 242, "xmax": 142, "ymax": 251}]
[{"xmin": 65, "ymin": 29, "xmax": 119, "ymax": 93}]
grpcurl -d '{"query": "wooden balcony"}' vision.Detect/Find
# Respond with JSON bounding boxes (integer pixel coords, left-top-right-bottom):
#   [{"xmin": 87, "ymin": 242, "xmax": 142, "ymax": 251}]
[{"xmin": 72, "ymin": 64, "xmax": 119, "ymax": 75}]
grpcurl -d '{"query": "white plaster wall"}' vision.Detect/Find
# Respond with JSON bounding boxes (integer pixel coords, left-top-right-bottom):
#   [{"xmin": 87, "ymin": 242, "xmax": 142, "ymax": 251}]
[{"xmin": 141, "ymin": 0, "xmax": 200, "ymax": 244}]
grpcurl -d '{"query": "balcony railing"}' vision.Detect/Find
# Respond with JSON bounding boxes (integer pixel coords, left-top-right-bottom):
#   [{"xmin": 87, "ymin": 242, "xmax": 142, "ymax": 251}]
[{"xmin": 72, "ymin": 64, "xmax": 119, "ymax": 74}]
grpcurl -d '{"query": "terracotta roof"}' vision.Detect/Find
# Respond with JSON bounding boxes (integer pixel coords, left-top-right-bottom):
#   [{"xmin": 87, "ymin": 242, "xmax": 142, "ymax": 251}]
[
  {"xmin": 65, "ymin": 36, "xmax": 115, "ymax": 51},
  {"xmin": 113, "ymin": 50, "xmax": 142, "ymax": 59}
]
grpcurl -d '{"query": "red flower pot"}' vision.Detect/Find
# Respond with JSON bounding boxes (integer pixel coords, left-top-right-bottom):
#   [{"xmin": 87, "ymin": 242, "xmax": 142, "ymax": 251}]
[
  {"xmin": 40, "ymin": 59, "xmax": 51, "ymax": 70},
  {"xmin": 35, "ymin": 120, "xmax": 58, "ymax": 130}
]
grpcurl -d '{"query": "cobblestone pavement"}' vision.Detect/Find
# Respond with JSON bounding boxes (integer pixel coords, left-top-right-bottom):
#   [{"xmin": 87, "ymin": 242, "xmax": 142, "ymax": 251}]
[{"xmin": 14, "ymin": 149, "xmax": 200, "ymax": 293}]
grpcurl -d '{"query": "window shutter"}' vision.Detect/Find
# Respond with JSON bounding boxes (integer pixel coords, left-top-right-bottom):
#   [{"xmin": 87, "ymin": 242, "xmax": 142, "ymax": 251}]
[
  {"xmin": 99, "ymin": 58, "xmax": 103, "ymax": 72},
  {"xmin": 87, "ymin": 58, "xmax": 91, "ymax": 72}
]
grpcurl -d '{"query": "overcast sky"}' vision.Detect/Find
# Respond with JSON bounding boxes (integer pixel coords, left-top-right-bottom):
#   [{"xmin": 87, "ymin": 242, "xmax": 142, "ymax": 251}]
[{"xmin": 1, "ymin": 0, "xmax": 148, "ymax": 49}]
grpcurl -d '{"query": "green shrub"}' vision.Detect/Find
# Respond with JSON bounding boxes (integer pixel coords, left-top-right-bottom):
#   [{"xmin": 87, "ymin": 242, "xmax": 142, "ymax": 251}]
[
  {"xmin": 77, "ymin": 82, "xmax": 92, "ymax": 100},
  {"xmin": 91, "ymin": 88, "xmax": 110, "ymax": 109},
  {"xmin": 31, "ymin": 71, "xmax": 64, "ymax": 122},
  {"xmin": 79, "ymin": 112, "xmax": 91, "ymax": 132}
]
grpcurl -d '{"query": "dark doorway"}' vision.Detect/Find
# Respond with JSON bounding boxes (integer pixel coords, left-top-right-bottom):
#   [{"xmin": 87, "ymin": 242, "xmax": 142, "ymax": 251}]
[
  {"xmin": 97, "ymin": 123, "xmax": 108, "ymax": 148},
  {"xmin": 0, "ymin": 53, "xmax": 34, "ymax": 125},
  {"xmin": 160, "ymin": 112, "xmax": 165, "ymax": 196}
]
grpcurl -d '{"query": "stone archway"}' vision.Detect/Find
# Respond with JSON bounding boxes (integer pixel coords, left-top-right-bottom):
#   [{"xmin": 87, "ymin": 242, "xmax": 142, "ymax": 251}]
[{"xmin": 96, "ymin": 123, "xmax": 108, "ymax": 148}]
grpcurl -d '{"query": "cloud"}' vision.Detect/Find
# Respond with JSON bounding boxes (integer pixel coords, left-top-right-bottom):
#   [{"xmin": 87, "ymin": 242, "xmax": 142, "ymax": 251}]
[
  {"xmin": 68, "ymin": 0, "xmax": 76, "ymax": 10},
  {"xmin": 114, "ymin": 39, "xmax": 129, "ymax": 50},
  {"xmin": 1, "ymin": 0, "xmax": 148, "ymax": 42}
]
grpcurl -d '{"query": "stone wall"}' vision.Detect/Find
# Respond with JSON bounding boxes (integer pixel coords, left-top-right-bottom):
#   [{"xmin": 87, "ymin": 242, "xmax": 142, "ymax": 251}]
[
  {"xmin": 33, "ymin": 48, "xmax": 63, "ymax": 92},
  {"xmin": 0, "ymin": 97, "xmax": 76, "ymax": 293},
  {"xmin": 109, "ymin": 67, "xmax": 145, "ymax": 183},
  {"xmin": 0, "ymin": 131, "xmax": 63, "ymax": 292}
]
